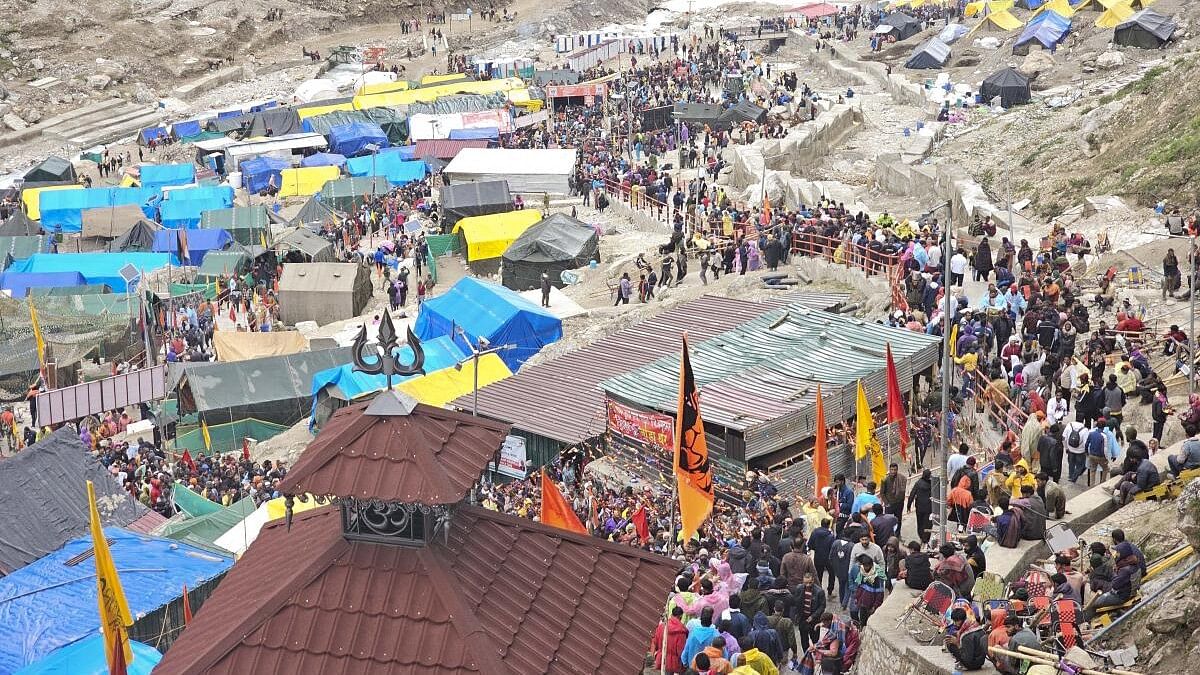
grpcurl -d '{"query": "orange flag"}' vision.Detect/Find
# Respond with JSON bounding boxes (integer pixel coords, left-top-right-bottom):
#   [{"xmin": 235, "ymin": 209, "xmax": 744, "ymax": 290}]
[
  {"xmin": 540, "ymin": 469, "xmax": 586, "ymax": 534},
  {"xmin": 675, "ymin": 334, "xmax": 714, "ymax": 540},
  {"xmin": 885, "ymin": 343, "xmax": 910, "ymax": 461},
  {"xmin": 813, "ymin": 384, "xmax": 831, "ymax": 500},
  {"xmin": 182, "ymin": 584, "xmax": 193, "ymax": 625}
]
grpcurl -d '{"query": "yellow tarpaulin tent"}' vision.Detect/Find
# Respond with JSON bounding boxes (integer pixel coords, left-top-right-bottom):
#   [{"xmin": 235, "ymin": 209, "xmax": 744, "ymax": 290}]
[
  {"xmin": 21, "ymin": 184, "xmax": 80, "ymax": 221},
  {"xmin": 965, "ymin": 0, "xmax": 1013, "ymax": 17},
  {"xmin": 507, "ymin": 89, "xmax": 544, "ymax": 112},
  {"xmin": 356, "ymin": 80, "xmax": 410, "ymax": 96},
  {"xmin": 119, "ymin": 173, "xmax": 139, "ymax": 188},
  {"xmin": 969, "ymin": 9, "xmax": 1023, "ymax": 33},
  {"xmin": 295, "ymin": 99, "xmax": 357, "ymax": 120},
  {"xmin": 453, "ymin": 209, "xmax": 543, "ymax": 261},
  {"xmin": 397, "ymin": 352, "xmax": 512, "ymax": 407},
  {"xmin": 278, "ymin": 165, "xmax": 341, "ymax": 197},
  {"xmin": 212, "ymin": 330, "xmax": 308, "ymax": 362},
  {"xmin": 1032, "ymin": 0, "xmax": 1074, "ymax": 18},
  {"xmin": 420, "ymin": 73, "xmax": 470, "ymax": 85},
  {"xmin": 1095, "ymin": 1, "xmax": 1134, "ymax": 25},
  {"xmin": 354, "ymin": 77, "xmax": 524, "ymax": 110}
]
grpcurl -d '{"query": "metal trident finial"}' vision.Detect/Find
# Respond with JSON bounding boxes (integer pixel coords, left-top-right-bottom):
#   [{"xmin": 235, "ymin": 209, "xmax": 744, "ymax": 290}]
[{"xmin": 350, "ymin": 309, "xmax": 426, "ymax": 390}]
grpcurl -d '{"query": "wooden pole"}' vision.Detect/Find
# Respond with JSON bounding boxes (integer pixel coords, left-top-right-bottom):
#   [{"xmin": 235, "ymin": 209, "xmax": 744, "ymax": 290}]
[{"xmin": 987, "ymin": 645, "xmax": 1143, "ymax": 675}]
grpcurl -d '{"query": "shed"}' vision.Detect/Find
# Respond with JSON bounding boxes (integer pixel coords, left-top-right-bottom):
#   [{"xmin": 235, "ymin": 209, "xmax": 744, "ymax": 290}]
[
  {"xmin": 277, "ymin": 263, "xmax": 372, "ymax": 326},
  {"xmin": 501, "ymin": 213, "xmax": 599, "ymax": 290},
  {"xmin": 1113, "ymin": 9, "xmax": 1176, "ymax": 47}
]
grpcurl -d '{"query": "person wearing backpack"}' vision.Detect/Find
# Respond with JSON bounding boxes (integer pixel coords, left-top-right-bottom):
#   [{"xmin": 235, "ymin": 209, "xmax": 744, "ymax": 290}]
[
  {"xmin": 945, "ymin": 609, "xmax": 989, "ymax": 670},
  {"xmin": 1063, "ymin": 419, "xmax": 1088, "ymax": 483},
  {"xmin": 1085, "ymin": 420, "xmax": 1110, "ymax": 486}
]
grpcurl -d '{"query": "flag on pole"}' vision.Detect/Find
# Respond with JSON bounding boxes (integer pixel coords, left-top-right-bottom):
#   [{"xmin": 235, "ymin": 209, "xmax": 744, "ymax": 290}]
[
  {"xmin": 675, "ymin": 335, "xmax": 714, "ymax": 540},
  {"xmin": 539, "ymin": 469, "xmax": 587, "ymax": 534},
  {"xmin": 28, "ymin": 297, "xmax": 45, "ymax": 367},
  {"xmin": 855, "ymin": 380, "xmax": 886, "ymax": 482},
  {"xmin": 87, "ymin": 480, "xmax": 133, "ymax": 671},
  {"xmin": 242, "ymin": 437, "xmax": 251, "ymax": 462},
  {"xmin": 180, "ymin": 449, "xmax": 197, "ymax": 474},
  {"xmin": 182, "ymin": 584, "xmax": 193, "ymax": 625},
  {"xmin": 200, "ymin": 420, "xmax": 212, "ymax": 451},
  {"xmin": 631, "ymin": 505, "xmax": 649, "ymax": 543},
  {"xmin": 949, "ymin": 323, "xmax": 959, "ymax": 358},
  {"xmin": 813, "ymin": 384, "xmax": 831, "ymax": 500},
  {"xmin": 260, "ymin": 231, "xmax": 268, "ymax": 249},
  {"xmin": 885, "ymin": 343, "xmax": 910, "ymax": 461}
]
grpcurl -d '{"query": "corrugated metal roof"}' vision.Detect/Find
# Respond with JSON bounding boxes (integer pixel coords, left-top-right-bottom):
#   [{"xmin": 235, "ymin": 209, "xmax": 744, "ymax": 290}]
[
  {"xmin": 601, "ymin": 306, "xmax": 941, "ymax": 458},
  {"xmin": 451, "ymin": 293, "xmax": 847, "ymax": 445},
  {"xmin": 413, "ymin": 138, "xmax": 490, "ymax": 159}
]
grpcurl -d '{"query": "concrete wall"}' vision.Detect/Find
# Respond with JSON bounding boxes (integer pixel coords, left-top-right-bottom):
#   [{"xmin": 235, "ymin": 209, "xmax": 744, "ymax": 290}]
[{"xmin": 728, "ymin": 102, "xmax": 863, "ymax": 191}]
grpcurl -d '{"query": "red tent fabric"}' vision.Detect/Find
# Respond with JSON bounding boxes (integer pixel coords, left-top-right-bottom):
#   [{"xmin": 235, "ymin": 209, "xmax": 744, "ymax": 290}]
[{"xmin": 793, "ymin": 2, "xmax": 839, "ymax": 19}]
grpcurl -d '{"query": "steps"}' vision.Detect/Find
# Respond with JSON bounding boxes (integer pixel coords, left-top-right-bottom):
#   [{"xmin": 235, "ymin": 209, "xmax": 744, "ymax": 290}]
[{"xmin": 42, "ymin": 100, "xmax": 162, "ymax": 147}]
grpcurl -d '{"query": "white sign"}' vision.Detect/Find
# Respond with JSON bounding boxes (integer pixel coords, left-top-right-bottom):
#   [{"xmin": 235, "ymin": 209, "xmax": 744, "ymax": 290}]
[
  {"xmin": 451, "ymin": 13, "xmax": 470, "ymax": 21},
  {"xmin": 496, "ymin": 435, "xmax": 527, "ymax": 479}
]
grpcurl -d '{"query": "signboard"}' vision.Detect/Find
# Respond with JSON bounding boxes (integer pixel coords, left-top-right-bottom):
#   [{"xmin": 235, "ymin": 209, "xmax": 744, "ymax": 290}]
[
  {"xmin": 496, "ymin": 435, "xmax": 528, "ymax": 479},
  {"xmin": 606, "ymin": 399, "xmax": 674, "ymax": 454},
  {"xmin": 35, "ymin": 364, "xmax": 167, "ymax": 426},
  {"xmin": 545, "ymin": 83, "xmax": 609, "ymax": 99},
  {"xmin": 362, "ymin": 46, "xmax": 387, "ymax": 61},
  {"xmin": 451, "ymin": 13, "xmax": 470, "ymax": 20},
  {"xmin": 514, "ymin": 109, "xmax": 550, "ymax": 128}
]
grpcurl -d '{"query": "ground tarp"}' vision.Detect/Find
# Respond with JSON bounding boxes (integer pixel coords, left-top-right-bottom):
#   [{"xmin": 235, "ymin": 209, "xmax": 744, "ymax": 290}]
[
  {"xmin": 905, "ymin": 37, "xmax": 952, "ymax": 69},
  {"xmin": 980, "ymin": 66, "xmax": 1032, "ymax": 105},
  {"xmin": 279, "ymin": 165, "xmax": 341, "ymax": 197},
  {"xmin": 22, "ymin": 156, "xmax": 77, "ymax": 185},
  {"xmin": 8, "ymin": 252, "xmax": 173, "ymax": 291},
  {"xmin": 152, "ymin": 228, "xmax": 233, "ymax": 266},
  {"xmin": 0, "ymin": 527, "xmax": 231, "ymax": 673},
  {"xmin": 277, "ymin": 263, "xmax": 372, "ymax": 326},
  {"xmin": 440, "ymin": 179, "xmax": 513, "ymax": 229},
  {"xmin": 319, "ymin": 177, "xmax": 390, "ymax": 212},
  {"xmin": 345, "ymin": 153, "xmax": 427, "ymax": 185},
  {"xmin": 453, "ymin": 209, "xmax": 543, "ymax": 262},
  {"xmin": 0, "ymin": 428, "xmax": 155, "ymax": 575},
  {"xmin": 139, "ymin": 163, "xmax": 196, "ymax": 191},
  {"xmin": 239, "ymin": 156, "xmax": 291, "ymax": 194},
  {"xmin": 1114, "ymin": 8, "xmax": 1175, "ymax": 47},
  {"xmin": 413, "ymin": 276, "xmax": 562, "ymax": 371},
  {"xmin": 199, "ymin": 206, "xmax": 270, "ymax": 245},
  {"xmin": 501, "ymin": 213, "xmax": 599, "ymax": 291},
  {"xmin": 213, "ymin": 330, "xmax": 308, "ymax": 362}
]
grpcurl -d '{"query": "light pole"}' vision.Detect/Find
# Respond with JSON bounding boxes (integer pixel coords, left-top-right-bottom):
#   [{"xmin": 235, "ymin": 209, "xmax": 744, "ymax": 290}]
[
  {"xmin": 453, "ymin": 327, "xmax": 514, "ymax": 415},
  {"xmin": 931, "ymin": 200, "xmax": 953, "ymax": 546}
]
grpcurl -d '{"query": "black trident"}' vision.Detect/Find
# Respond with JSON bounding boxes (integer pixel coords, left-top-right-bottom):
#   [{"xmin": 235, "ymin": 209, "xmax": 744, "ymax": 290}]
[{"xmin": 351, "ymin": 308, "xmax": 426, "ymax": 389}]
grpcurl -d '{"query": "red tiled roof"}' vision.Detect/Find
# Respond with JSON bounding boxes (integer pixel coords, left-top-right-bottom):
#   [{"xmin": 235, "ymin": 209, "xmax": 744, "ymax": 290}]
[
  {"xmin": 278, "ymin": 400, "xmax": 512, "ymax": 504},
  {"xmin": 126, "ymin": 509, "xmax": 168, "ymax": 533},
  {"xmin": 413, "ymin": 139, "xmax": 489, "ymax": 160},
  {"xmin": 154, "ymin": 504, "xmax": 680, "ymax": 675}
]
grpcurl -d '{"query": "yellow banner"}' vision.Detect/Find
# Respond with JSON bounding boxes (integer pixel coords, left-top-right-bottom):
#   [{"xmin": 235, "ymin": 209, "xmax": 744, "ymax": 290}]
[{"xmin": 87, "ymin": 480, "xmax": 133, "ymax": 669}]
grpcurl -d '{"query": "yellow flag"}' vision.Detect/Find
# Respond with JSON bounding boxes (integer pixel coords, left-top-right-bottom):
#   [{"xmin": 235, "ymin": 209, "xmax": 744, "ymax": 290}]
[
  {"xmin": 28, "ymin": 296, "xmax": 45, "ymax": 367},
  {"xmin": 260, "ymin": 231, "xmax": 268, "ymax": 249},
  {"xmin": 949, "ymin": 323, "xmax": 959, "ymax": 359},
  {"xmin": 87, "ymin": 480, "xmax": 133, "ymax": 669},
  {"xmin": 214, "ymin": 277, "xmax": 222, "ymax": 300},
  {"xmin": 201, "ymin": 419, "xmax": 212, "ymax": 450},
  {"xmin": 855, "ymin": 380, "xmax": 886, "ymax": 482}
]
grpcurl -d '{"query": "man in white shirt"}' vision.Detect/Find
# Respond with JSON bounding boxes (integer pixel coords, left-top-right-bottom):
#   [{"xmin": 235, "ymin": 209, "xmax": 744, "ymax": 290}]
[
  {"xmin": 947, "ymin": 443, "xmax": 970, "ymax": 480},
  {"xmin": 949, "ymin": 249, "xmax": 969, "ymax": 287},
  {"xmin": 926, "ymin": 242, "xmax": 942, "ymax": 272}
]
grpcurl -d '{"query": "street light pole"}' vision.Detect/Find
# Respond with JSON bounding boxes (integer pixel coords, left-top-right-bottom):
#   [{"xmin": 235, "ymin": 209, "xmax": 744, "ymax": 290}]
[
  {"xmin": 934, "ymin": 201, "xmax": 952, "ymax": 546},
  {"xmin": 454, "ymin": 327, "xmax": 514, "ymax": 415}
]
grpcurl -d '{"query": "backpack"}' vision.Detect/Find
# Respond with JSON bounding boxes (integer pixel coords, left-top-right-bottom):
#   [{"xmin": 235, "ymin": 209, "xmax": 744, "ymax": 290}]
[
  {"xmin": 957, "ymin": 626, "xmax": 989, "ymax": 669},
  {"xmin": 1087, "ymin": 430, "xmax": 1106, "ymax": 458},
  {"xmin": 1068, "ymin": 425, "xmax": 1081, "ymax": 448}
]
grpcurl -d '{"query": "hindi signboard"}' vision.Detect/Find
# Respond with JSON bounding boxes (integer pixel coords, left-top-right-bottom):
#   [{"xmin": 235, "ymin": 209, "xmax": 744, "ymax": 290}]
[
  {"xmin": 496, "ymin": 434, "xmax": 528, "ymax": 479},
  {"xmin": 606, "ymin": 398, "xmax": 674, "ymax": 453}
]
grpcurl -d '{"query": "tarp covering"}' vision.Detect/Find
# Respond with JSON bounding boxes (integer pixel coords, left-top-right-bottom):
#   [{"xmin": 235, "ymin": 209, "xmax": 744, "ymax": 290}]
[
  {"xmin": 319, "ymin": 177, "xmax": 390, "ymax": 211},
  {"xmin": 447, "ymin": 127, "xmax": 499, "ymax": 140},
  {"xmin": 1016, "ymin": 8, "xmax": 1072, "ymax": 53},
  {"xmin": 172, "ymin": 119, "xmax": 204, "ymax": 138},
  {"xmin": 199, "ymin": 206, "xmax": 269, "ymax": 245},
  {"xmin": 274, "ymin": 226, "xmax": 335, "ymax": 262},
  {"xmin": 177, "ymin": 346, "xmax": 354, "ymax": 419},
  {"xmin": 22, "ymin": 156, "xmax": 77, "ymax": 185},
  {"xmin": 414, "ymin": 277, "xmax": 562, "ymax": 371},
  {"xmin": 0, "ymin": 527, "xmax": 231, "ymax": 673},
  {"xmin": 672, "ymin": 102, "xmax": 727, "ymax": 129},
  {"xmin": 213, "ymin": 330, "xmax": 308, "ymax": 362},
  {"xmin": 8, "ymin": 252, "xmax": 173, "ymax": 291},
  {"xmin": 171, "ymin": 483, "xmax": 222, "ymax": 518},
  {"xmin": 311, "ymin": 334, "xmax": 467, "ymax": 402},
  {"xmin": 292, "ymin": 79, "xmax": 340, "ymax": 105},
  {"xmin": 905, "ymin": 37, "xmax": 952, "ymax": 68},
  {"xmin": 443, "ymin": 148, "xmax": 577, "ymax": 194},
  {"xmin": 111, "ymin": 218, "xmax": 159, "ymax": 252},
  {"xmin": 327, "ymin": 122, "xmax": 389, "ymax": 156},
  {"xmin": 174, "ymin": 418, "xmax": 290, "ymax": 454},
  {"xmin": 277, "ymin": 263, "xmax": 372, "ymax": 325},
  {"xmin": 881, "ymin": 12, "xmax": 924, "ymax": 40},
  {"xmin": 139, "ymin": 163, "xmax": 195, "ymax": 190},
  {"xmin": 39, "ymin": 187, "xmax": 157, "ymax": 233},
  {"xmin": 279, "ymin": 165, "xmax": 341, "ymax": 197},
  {"xmin": 0, "ymin": 211, "xmax": 44, "ymax": 236},
  {"xmin": 1096, "ymin": 3, "xmax": 1134, "ymax": 29},
  {"xmin": 938, "ymin": 23, "xmax": 971, "ymax": 43},
  {"xmin": 157, "ymin": 186, "xmax": 235, "ymax": 229},
  {"xmin": 156, "ymin": 498, "xmax": 257, "ymax": 549},
  {"xmin": 397, "ymin": 352, "xmax": 512, "ymax": 407},
  {"xmin": 0, "ymin": 428, "xmax": 155, "ymax": 576},
  {"xmin": 195, "ymin": 250, "xmax": 250, "ymax": 279},
  {"xmin": 719, "ymin": 100, "xmax": 767, "ymax": 125},
  {"xmin": 0, "ymin": 234, "xmax": 52, "ymax": 261},
  {"xmin": 453, "ymin": 209, "xmax": 544, "ymax": 261},
  {"xmin": 344, "ymin": 153, "xmax": 427, "ymax": 185},
  {"xmin": 301, "ymin": 108, "xmax": 409, "ymax": 145},
  {"xmin": 353, "ymin": 77, "xmax": 523, "ymax": 110},
  {"xmin": 152, "ymin": 228, "xmax": 233, "ymax": 265},
  {"xmin": 21, "ymin": 186, "xmax": 79, "ymax": 222},
  {"xmin": 80, "ymin": 204, "xmax": 148, "ymax": 240},
  {"xmin": 441, "ymin": 179, "xmax": 513, "ymax": 228},
  {"xmin": 239, "ymin": 156, "xmax": 291, "ymax": 194},
  {"xmin": 300, "ymin": 152, "xmax": 347, "ymax": 168},
  {"xmin": 501, "ymin": 213, "xmax": 599, "ymax": 290},
  {"xmin": 0, "ymin": 271, "xmax": 86, "ymax": 297},
  {"xmin": 14, "ymin": 634, "xmax": 162, "ymax": 675},
  {"xmin": 1114, "ymin": 8, "xmax": 1175, "ymax": 47},
  {"xmin": 980, "ymin": 66, "xmax": 1032, "ymax": 106},
  {"xmin": 969, "ymin": 8, "xmax": 1024, "ymax": 32}
]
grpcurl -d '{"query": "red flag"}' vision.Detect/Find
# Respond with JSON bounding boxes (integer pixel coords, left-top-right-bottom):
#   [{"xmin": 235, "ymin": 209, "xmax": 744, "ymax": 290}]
[
  {"xmin": 182, "ymin": 584, "xmax": 193, "ymax": 625},
  {"xmin": 885, "ymin": 343, "xmax": 910, "ymax": 461},
  {"xmin": 110, "ymin": 630, "xmax": 129, "ymax": 675},
  {"xmin": 540, "ymin": 469, "xmax": 587, "ymax": 534},
  {"xmin": 813, "ymin": 384, "xmax": 831, "ymax": 500},
  {"xmin": 632, "ymin": 505, "xmax": 649, "ymax": 543},
  {"xmin": 228, "ymin": 305, "xmax": 236, "ymax": 323},
  {"xmin": 180, "ymin": 449, "xmax": 197, "ymax": 474},
  {"xmin": 242, "ymin": 437, "xmax": 251, "ymax": 462}
]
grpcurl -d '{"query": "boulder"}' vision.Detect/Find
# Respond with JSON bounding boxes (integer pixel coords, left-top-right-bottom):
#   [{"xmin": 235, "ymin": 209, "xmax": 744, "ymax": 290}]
[
  {"xmin": 86, "ymin": 74, "xmax": 112, "ymax": 90},
  {"xmin": 1096, "ymin": 51, "xmax": 1125, "ymax": 71},
  {"xmin": 2, "ymin": 112, "xmax": 27, "ymax": 130},
  {"xmin": 29, "ymin": 58, "xmax": 44, "ymax": 71},
  {"xmin": 1146, "ymin": 592, "xmax": 1200, "ymax": 634},
  {"xmin": 1020, "ymin": 50, "xmax": 1056, "ymax": 78},
  {"xmin": 20, "ymin": 108, "xmax": 41, "ymax": 124}
]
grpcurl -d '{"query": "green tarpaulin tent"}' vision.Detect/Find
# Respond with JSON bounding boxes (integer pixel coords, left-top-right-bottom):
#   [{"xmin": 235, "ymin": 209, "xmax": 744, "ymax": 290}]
[
  {"xmin": 157, "ymin": 497, "xmax": 256, "ymax": 549},
  {"xmin": 195, "ymin": 250, "xmax": 251, "ymax": 280},
  {"xmin": 175, "ymin": 417, "xmax": 290, "ymax": 453},
  {"xmin": 171, "ymin": 482, "xmax": 222, "ymax": 518},
  {"xmin": 199, "ymin": 207, "xmax": 270, "ymax": 245},
  {"xmin": 319, "ymin": 177, "xmax": 390, "ymax": 212}
]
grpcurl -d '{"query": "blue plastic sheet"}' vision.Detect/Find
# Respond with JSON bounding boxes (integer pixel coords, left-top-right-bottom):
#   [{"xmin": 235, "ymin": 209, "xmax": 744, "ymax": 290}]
[
  {"xmin": 239, "ymin": 156, "xmax": 290, "ymax": 194},
  {"xmin": 171, "ymin": 120, "xmax": 203, "ymax": 138},
  {"xmin": 345, "ymin": 154, "xmax": 426, "ymax": 186},
  {"xmin": 14, "ymin": 635, "xmax": 161, "ymax": 675},
  {"xmin": 413, "ymin": 277, "xmax": 561, "ymax": 371},
  {"xmin": 8, "ymin": 253, "xmax": 174, "ymax": 291},
  {"xmin": 0, "ymin": 271, "xmax": 86, "ymax": 298},
  {"xmin": 39, "ymin": 187, "xmax": 159, "ymax": 234},
  {"xmin": 448, "ymin": 127, "xmax": 499, "ymax": 140},
  {"xmin": 300, "ymin": 152, "xmax": 347, "ymax": 168},
  {"xmin": 1015, "ymin": 11, "xmax": 1070, "ymax": 51},
  {"xmin": 327, "ymin": 122, "xmax": 389, "ymax": 156},
  {"xmin": 152, "ymin": 228, "xmax": 233, "ymax": 265},
  {"xmin": 139, "ymin": 164, "xmax": 195, "ymax": 191},
  {"xmin": 139, "ymin": 126, "xmax": 167, "ymax": 144}
]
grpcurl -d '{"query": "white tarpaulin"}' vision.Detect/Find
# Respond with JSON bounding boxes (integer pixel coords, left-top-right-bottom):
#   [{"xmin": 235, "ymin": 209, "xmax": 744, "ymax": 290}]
[
  {"xmin": 293, "ymin": 79, "xmax": 339, "ymax": 104},
  {"xmin": 408, "ymin": 110, "xmax": 514, "ymax": 140},
  {"xmin": 443, "ymin": 148, "xmax": 578, "ymax": 194}
]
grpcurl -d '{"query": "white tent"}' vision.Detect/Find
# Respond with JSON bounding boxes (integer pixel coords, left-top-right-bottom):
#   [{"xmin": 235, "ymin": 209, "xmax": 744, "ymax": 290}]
[
  {"xmin": 292, "ymin": 79, "xmax": 340, "ymax": 104},
  {"xmin": 212, "ymin": 494, "xmax": 324, "ymax": 556},
  {"xmin": 443, "ymin": 148, "xmax": 579, "ymax": 195},
  {"xmin": 351, "ymin": 70, "xmax": 397, "ymax": 92}
]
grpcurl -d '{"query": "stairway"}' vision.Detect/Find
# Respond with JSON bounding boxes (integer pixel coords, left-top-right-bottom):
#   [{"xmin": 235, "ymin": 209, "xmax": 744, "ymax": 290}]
[{"xmin": 40, "ymin": 99, "xmax": 163, "ymax": 148}]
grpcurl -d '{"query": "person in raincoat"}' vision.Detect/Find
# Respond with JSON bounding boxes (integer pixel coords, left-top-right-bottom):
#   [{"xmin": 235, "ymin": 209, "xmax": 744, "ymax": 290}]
[{"xmin": 1004, "ymin": 459, "xmax": 1037, "ymax": 500}]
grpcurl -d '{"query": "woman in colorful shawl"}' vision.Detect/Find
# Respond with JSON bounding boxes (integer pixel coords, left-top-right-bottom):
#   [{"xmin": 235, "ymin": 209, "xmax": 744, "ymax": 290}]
[
  {"xmin": 852, "ymin": 556, "xmax": 887, "ymax": 625},
  {"xmin": 795, "ymin": 614, "xmax": 851, "ymax": 675}
]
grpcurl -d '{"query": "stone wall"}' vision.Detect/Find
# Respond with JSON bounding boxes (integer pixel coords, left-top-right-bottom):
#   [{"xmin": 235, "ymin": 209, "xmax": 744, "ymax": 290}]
[{"xmin": 728, "ymin": 102, "xmax": 863, "ymax": 192}]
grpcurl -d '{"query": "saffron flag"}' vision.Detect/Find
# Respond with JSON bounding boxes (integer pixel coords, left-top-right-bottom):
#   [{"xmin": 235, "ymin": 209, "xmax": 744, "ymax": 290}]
[
  {"xmin": 28, "ymin": 297, "xmax": 45, "ymax": 367},
  {"xmin": 182, "ymin": 584, "xmax": 193, "ymax": 625},
  {"xmin": 813, "ymin": 384, "xmax": 831, "ymax": 500},
  {"xmin": 87, "ymin": 480, "xmax": 133, "ymax": 670},
  {"xmin": 885, "ymin": 343, "xmax": 910, "ymax": 461},
  {"xmin": 180, "ymin": 449, "xmax": 197, "ymax": 474},
  {"xmin": 855, "ymin": 380, "xmax": 886, "ymax": 482},
  {"xmin": 632, "ymin": 505, "xmax": 650, "ymax": 543},
  {"xmin": 675, "ymin": 335, "xmax": 714, "ymax": 540},
  {"xmin": 200, "ymin": 419, "xmax": 212, "ymax": 451},
  {"xmin": 540, "ymin": 469, "xmax": 586, "ymax": 534}
]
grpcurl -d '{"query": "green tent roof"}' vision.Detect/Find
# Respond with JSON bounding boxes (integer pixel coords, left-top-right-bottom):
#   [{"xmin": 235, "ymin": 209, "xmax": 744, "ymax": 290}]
[
  {"xmin": 171, "ymin": 482, "xmax": 222, "ymax": 518},
  {"xmin": 196, "ymin": 250, "xmax": 251, "ymax": 279},
  {"xmin": 199, "ymin": 207, "xmax": 270, "ymax": 245},
  {"xmin": 157, "ymin": 496, "xmax": 256, "ymax": 549}
]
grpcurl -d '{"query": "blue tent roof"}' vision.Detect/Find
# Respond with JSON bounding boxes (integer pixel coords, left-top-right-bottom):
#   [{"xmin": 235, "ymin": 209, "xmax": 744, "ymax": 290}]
[
  {"xmin": 152, "ymin": 228, "xmax": 233, "ymax": 265},
  {"xmin": 300, "ymin": 152, "xmax": 347, "ymax": 168},
  {"xmin": 171, "ymin": 120, "xmax": 203, "ymax": 138},
  {"xmin": 8, "ymin": 252, "xmax": 174, "ymax": 291},
  {"xmin": 448, "ymin": 127, "xmax": 499, "ymax": 140},
  {"xmin": 345, "ymin": 154, "xmax": 427, "ymax": 186},
  {"xmin": 0, "ymin": 271, "xmax": 86, "ymax": 298},
  {"xmin": 139, "ymin": 126, "xmax": 167, "ymax": 144},
  {"xmin": 413, "ymin": 277, "xmax": 562, "ymax": 371},
  {"xmin": 39, "ymin": 187, "xmax": 159, "ymax": 234},
  {"xmin": 139, "ymin": 163, "xmax": 195, "ymax": 191},
  {"xmin": 310, "ymin": 335, "xmax": 467, "ymax": 415},
  {"xmin": 1016, "ymin": 12, "xmax": 1071, "ymax": 51},
  {"xmin": 327, "ymin": 122, "xmax": 389, "ymax": 156},
  {"xmin": 15, "ymin": 635, "xmax": 161, "ymax": 675},
  {"xmin": 382, "ymin": 145, "xmax": 417, "ymax": 160},
  {"xmin": 157, "ymin": 186, "xmax": 234, "ymax": 228},
  {"xmin": 239, "ymin": 156, "xmax": 291, "ymax": 194},
  {"xmin": 0, "ymin": 528, "xmax": 232, "ymax": 674}
]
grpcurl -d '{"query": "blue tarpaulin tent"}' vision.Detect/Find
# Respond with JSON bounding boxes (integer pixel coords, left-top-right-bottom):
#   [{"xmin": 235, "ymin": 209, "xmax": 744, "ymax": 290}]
[
  {"xmin": 327, "ymin": 122, "xmax": 389, "ymax": 156},
  {"xmin": 383, "ymin": 145, "xmax": 417, "ymax": 160},
  {"xmin": 239, "ymin": 156, "xmax": 290, "ymax": 194},
  {"xmin": 171, "ymin": 119, "xmax": 203, "ymax": 138},
  {"xmin": 0, "ymin": 271, "xmax": 86, "ymax": 297},
  {"xmin": 39, "ymin": 187, "xmax": 158, "ymax": 234},
  {"xmin": 139, "ymin": 163, "xmax": 195, "ymax": 191},
  {"xmin": 1015, "ymin": 10, "xmax": 1071, "ymax": 53},
  {"xmin": 217, "ymin": 109, "xmax": 241, "ymax": 119},
  {"xmin": 448, "ymin": 127, "xmax": 499, "ymax": 140},
  {"xmin": 300, "ymin": 152, "xmax": 347, "ymax": 168},
  {"xmin": 8, "ymin": 252, "xmax": 174, "ymax": 291},
  {"xmin": 157, "ymin": 186, "xmax": 235, "ymax": 228},
  {"xmin": 345, "ymin": 154, "xmax": 427, "ymax": 186},
  {"xmin": 249, "ymin": 100, "xmax": 278, "ymax": 112},
  {"xmin": 152, "ymin": 228, "xmax": 233, "ymax": 265},
  {"xmin": 0, "ymin": 528, "xmax": 231, "ymax": 674},
  {"xmin": 413, "ymin": 277, "xmax": 561, "ymax": 371},
  {"xmin": 139, "ymin": 125, "xmax": 167, "ymax": 144},
  {"xmin": 15, "ymin": 635, "xmax": 162, "ymax": 675}
]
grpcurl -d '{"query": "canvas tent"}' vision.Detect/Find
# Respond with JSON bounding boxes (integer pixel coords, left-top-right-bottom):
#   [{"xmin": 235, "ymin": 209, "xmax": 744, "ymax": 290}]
[
  {"xmin": 719, "ymin": 100, "xmax": 767, "ymax": 126},
  {"xmin": 969, "ymin": 9, "xmax": 1023, "ymax": 33},
  {"xmin": 414, "ymin": 277, "xmax": 562, "ymax": 371},
  {"xmin": 440, "ymin": 179, "xmax": 513, "ymax": 229},
  {"xmin": 980, "ymin": 67, "xmax": 1032, "ymax": 106},
  {"xmin": 905, "ymin": 38, "xmax": 951, "ymax": 69},
  {"xmin": 1113, "ymin": 9, "xmax": 1175, "ymax": 47},
  {"xmin": 501, "ymin": 213, "xmax": 599, "ymax": 291},
  {"xmin": 1095, "ymin": 2, "xmax": 1134, "ymax": 28},
  {"xmin": 111, "ymin": 218, "xmax": 159, "ymax": 252},
  {"xmin": 277, "ymin": 263, "xmax": 372, "ymax": 326},
  {"xmin": 881, "ymin": 12, "xmax": 924, "ymax": 40},
  {"xmin": 453, "ymin": 209, "xmax": 544, "ymax": 263},
  {"xmin": 1014, "ymin": 11, "xmax": 1072, "ymax": 54},
  {"xmin": 1031, "ymin": 0, "xmax": 1075, "ymax": 18},
  {"xmin": 443, "ymin": 148, "xmax": 577, "ymax": 194},
  {"xmin": 290, "ymin": 195, "xmax": 344, "ymax": 228},
  {"xmin": 213, "ymin": 330, "xmax": 308, "ymax": 362},
  {"xmin": 672, "ymin": 102, "xmax": 728, "ymax": 130},
  {"xmin": 195, "ymin": 250, "xmax": 251, "ymax": 280},
  {"xmin": 274, "ymin": 226, "xmax": 336, "ymax": 262},
  {"xmin": 0, "ymin": 210, "xmax": 42, "ymax": 236},
  {"xmin": 22, "ymin": 156, "xmax": 77, "ymax": 185},
  {"xmin": 199, "ymin": 206, "xmax": 270, "ymax": 245},
  {"xmin": 319, "ymin": 177, "xmax": 390, "ymax": 211}
]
